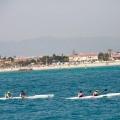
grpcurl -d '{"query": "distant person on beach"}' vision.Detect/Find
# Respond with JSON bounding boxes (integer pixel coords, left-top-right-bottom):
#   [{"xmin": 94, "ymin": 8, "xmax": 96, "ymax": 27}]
[
  {"xmin": 78, "ymin": 91, "xmax": 85, "ymax": 97},
  {"xmin": 93, "ymin": 90, "xmax": 101, "ymax": 96},
  {"xmin": 5, "ymin": 91, "xmax": 12, "ymax": 98},
  {"xmin": 20, "ymin": 91, "xmax": 26, "ymax": 98}
]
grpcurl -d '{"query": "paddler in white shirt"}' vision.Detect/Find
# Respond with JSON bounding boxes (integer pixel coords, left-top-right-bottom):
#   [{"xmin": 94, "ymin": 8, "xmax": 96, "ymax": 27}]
[
  {"xmin": 78, "ymin": 91, "xmax": 85, "ymax": 97},
  {"xmin": 5, "ymin": 91, "xmax": 12, "ymax": 98}
]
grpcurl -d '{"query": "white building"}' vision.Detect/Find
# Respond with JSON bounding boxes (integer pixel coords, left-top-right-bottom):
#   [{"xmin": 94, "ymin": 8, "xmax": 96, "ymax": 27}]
[
  {"xmin": 69, "ymin": 53, "xmax": 98, "ymax": 63},
  {"xmin": 111, "ymin": 53, "xmax": 120, "ymax": 60}
]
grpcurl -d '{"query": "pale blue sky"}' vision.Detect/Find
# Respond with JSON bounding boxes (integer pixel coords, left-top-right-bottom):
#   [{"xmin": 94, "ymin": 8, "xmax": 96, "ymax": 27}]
[
  {"xmin": 0, "ymin": 0, "xmax": 120, "ymax": 56},
  {"xmin": 0, "ymin": 0, "xmax": 120, "ymax": 41}
]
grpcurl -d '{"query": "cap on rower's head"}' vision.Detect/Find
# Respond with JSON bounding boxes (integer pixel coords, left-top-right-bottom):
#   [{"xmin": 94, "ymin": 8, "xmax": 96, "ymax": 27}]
[
  {"xmin": 8, "ymin": 91, "xmax": 10, "ymax": 94},
  {"xmin": 95, "ymin": 90, "xmax": 98, "ymax": 92}
]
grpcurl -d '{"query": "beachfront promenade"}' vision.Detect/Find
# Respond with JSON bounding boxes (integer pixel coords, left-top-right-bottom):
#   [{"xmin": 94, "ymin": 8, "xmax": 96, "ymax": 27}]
[{"xmin": 0, "ymin": 61, "xmax": 120, "ymax": 72}]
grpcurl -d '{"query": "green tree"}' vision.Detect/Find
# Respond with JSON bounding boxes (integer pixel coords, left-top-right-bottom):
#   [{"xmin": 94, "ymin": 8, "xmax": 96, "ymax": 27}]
[
  {"xmin": 8, "ymin": 57, "xmax": 14, "ymax": 62},
  {"xmin": 98, "ymin": 52, "xmax": 110, "ymax": 61},
  {"xmin": 98, "ymin": 52, "xmax": 104, "ymax": 61},
  {"xmin": 40, "ymin": 55, "xmax": 69, "ymax": 65},
  {"xmin": 103, "ymin": 53, "xmax": 109, "ymax": 61}
]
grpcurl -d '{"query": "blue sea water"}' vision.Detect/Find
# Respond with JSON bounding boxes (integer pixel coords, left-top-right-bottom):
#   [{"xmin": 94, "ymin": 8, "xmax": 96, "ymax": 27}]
[{"xmin": 0, "ymin": 66, "xmax": 120, "ymax": 120}]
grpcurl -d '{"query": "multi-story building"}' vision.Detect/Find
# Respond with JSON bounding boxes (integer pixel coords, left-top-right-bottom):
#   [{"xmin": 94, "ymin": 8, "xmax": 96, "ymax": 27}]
[
  {"xmin": 111, "ymin": 53, "xmax": 120, "ymax": 60},
  {"xmin": 69, "ymin": 53, "xmax": 98, "ymax": 63}
]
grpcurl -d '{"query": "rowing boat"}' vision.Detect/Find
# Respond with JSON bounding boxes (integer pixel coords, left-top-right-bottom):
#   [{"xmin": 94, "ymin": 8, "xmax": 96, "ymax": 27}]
[
  {"xmin": 0, "ymin": 94, "xmax": 54, "ymax": 100},
  {"xmin": 66, "ymin": 93, "xmax": 120, "ymax": 100}
]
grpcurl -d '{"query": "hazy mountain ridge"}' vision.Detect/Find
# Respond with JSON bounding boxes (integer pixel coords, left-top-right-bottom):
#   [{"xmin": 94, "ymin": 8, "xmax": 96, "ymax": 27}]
[{"xmin": 0, "ymin": 37, "xmax": 120, "ymax": 57}]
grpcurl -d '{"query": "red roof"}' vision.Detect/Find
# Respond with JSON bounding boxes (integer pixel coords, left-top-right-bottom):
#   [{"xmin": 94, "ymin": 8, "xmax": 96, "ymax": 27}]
[
  {"xmin": 78, "ymin": 53, "xmax": 98, "ymax": 57},
  {"xmin": 69, "ymin": 53, "xmax": 98, "ymax": 57},
  {"xmin": 15, "ymin": 58, "xmax": 28, "ymax": 62},
  {"xmin": 112, "ymin": 54, "xmax": 120, "ymax": 58}
]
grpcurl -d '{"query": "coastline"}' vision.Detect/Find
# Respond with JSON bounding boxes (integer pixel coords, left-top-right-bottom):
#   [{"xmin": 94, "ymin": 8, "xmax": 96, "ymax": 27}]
[{"xmin": 0, "ymin": 61, "xmax": 120, "ymax": 73}]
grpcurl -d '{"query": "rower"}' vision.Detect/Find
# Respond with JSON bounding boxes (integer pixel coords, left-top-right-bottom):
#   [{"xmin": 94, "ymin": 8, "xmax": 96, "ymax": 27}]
[
  {"xmin": 93, "ymin": 90, "xmax": 101, "ymax": 96},
  {"xmin": 78, "ymin": 91, "xmax": 85, "ymax": 97},
  {"xmin": 5, "ymin": 91, "xmax": 12, "ymax": 98},
  {"xmin": 20, "ymin": 91, "xmax": 26, "ymax": 98}
]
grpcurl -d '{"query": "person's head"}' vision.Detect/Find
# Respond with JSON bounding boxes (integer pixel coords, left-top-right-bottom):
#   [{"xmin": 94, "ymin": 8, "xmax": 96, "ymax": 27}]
[
  {"xmin": 8, "ymin": 91, "xmax": 10, "ymax": 94},
  {"xmin": 22, "ymin": 91, "xmax": 25, "ymax": 93},
  {"xmin": 95, "ymin": 90, "xmax": 99, "ymax": 92},
  {"xmin": 80, "ymin": 91, "xmax": 82, "ymax": 93}
]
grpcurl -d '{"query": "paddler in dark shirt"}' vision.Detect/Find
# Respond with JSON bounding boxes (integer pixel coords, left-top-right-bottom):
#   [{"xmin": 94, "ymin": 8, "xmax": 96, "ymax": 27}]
[
  {"xmin": 20, "ymin": 91, "xmax": 26, "ymax": 98},
  {"xmin": 78, "ymin": 91, "xmax": 85, "ymax": 97}
]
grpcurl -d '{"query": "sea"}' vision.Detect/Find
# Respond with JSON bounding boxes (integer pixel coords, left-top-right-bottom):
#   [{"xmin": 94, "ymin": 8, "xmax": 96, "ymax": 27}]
[{"xmin": 0, "ymin": 66, "xmax": 120, "ymax": 120}]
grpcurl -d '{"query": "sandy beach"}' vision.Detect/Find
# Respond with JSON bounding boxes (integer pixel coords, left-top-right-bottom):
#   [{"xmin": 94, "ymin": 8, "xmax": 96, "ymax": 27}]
[{"xmin": 0, "ymin": 61, "xmax": 120, "ymax": 72}]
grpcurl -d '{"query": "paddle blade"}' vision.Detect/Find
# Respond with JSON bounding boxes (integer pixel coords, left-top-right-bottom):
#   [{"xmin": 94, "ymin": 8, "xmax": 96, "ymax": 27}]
[
  {"xmin": 89, "ymin": 90, "xmax": 92, "ymax": 92},
  {"xmin": 104, "ymin": 89, "xmax": 107, "ymax": 91}
]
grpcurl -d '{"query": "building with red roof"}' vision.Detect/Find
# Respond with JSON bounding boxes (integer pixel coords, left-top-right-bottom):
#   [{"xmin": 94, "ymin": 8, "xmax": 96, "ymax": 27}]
[
  {"xmin": 69, "ymin": 53, "xmax": 98, "ymax": 62},
  {"xmin": 111, "ymin": 53, "xmax": 120, "ymax": 60},
  {"xmin": 14, "ymin": 57, "xmax": 28, "ymax": 62}
]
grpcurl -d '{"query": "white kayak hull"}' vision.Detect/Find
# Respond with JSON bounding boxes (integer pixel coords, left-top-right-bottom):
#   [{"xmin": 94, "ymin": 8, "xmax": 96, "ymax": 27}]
[
  {"xmin": 0, "ymin": 94, "xmax": 54, "ymax": 100},
  {"xmin": 66, "ymin": 93, "xmax": 120, "ymax": 100}
]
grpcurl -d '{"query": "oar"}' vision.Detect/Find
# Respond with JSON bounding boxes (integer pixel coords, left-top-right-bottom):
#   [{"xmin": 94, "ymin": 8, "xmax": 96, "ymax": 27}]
[
  {"xmin": 12, "ymin": 88, "xmax": 14, "ymax": 98},
  {"xmin": 101, "ymin": 89, "xmax": 107, "ymax": 94},
  {"xmin": 84, "ymin": 90, "xmax": 92, "ymax": 95},
  {"xmin": 102, "ymin": 89, "xmax": 107, "ymax": 93},
  {"xmin": 88, "ymin": 90, "xmax": 92, "ymax": 93}
]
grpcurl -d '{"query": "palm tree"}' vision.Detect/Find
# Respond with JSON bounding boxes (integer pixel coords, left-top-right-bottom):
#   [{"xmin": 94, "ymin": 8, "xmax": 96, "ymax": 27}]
[
  {"xmin": 107, "ymin": 49, "xmax": 112, "ymax": 60},
  {"xmin": 72, "ymin": 49, "xmax": 76, "ymax": 55}
]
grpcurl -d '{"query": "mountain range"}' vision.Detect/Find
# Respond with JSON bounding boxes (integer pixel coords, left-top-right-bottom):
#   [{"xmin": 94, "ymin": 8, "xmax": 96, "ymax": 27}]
[{"xmin": 0, "ymin": 37, "xmax": 120, "ymax": 57}]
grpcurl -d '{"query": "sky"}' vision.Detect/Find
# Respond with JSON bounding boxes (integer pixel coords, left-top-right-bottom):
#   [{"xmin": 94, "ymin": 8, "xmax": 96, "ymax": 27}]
[
  {"xmin": 0, "ymin": 0, "xmax": 120, "ymax": 41},
  {"xmin": 0, "ymin": 0, "xmax": 120, "ymax": 57}
]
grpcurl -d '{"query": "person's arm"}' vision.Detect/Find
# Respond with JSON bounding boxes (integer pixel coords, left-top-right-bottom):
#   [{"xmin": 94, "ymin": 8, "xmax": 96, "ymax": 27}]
[{"xmin": 5, "ymin": 94, "xmax": 7, "ymax": 98}]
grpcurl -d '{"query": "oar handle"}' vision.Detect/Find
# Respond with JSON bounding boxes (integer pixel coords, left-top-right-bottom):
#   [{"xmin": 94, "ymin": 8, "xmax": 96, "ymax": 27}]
[
  {"xmin": 12, "ymin": 88, "xmax": 14, "ymax": 98},
  {"xmin": 102, "ymin": 89, "xmax": 107, "ymax": 92},
  {"xmin": 100, "ymin": 89, "xmax": 107, "ymax": 94},
  {"xmin": 84, "ymin": 90, "xmax": 92, "ymax": 94}
]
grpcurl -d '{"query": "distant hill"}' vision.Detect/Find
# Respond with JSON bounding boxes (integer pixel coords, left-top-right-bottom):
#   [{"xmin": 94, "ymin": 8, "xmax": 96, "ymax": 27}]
[{"xmin": 0, "ymin": 37, "xmax": 120, "ymax": 57}]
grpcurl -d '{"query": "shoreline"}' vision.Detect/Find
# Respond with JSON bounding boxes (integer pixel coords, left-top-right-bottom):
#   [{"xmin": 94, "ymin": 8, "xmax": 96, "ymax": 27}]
[{"xmin": 0, "ymin": 61, "xmax": 120, "ymax": 73}]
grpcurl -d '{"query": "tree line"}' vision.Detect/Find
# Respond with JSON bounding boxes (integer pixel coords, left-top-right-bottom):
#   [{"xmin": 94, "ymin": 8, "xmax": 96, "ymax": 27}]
[
  {"xmin": 0, "ymin": 54, "xmax": 69, "ymax": 67},
  {"xmin": 0, "ymin": 49, "xmax": 113, "ymax": 67}
]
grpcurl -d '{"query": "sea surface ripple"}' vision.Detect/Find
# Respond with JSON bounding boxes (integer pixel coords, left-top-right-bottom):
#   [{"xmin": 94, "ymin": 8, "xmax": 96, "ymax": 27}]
[{"xmin": 0, "ymin": 66, "xmax": 120, "ymax": 120}]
